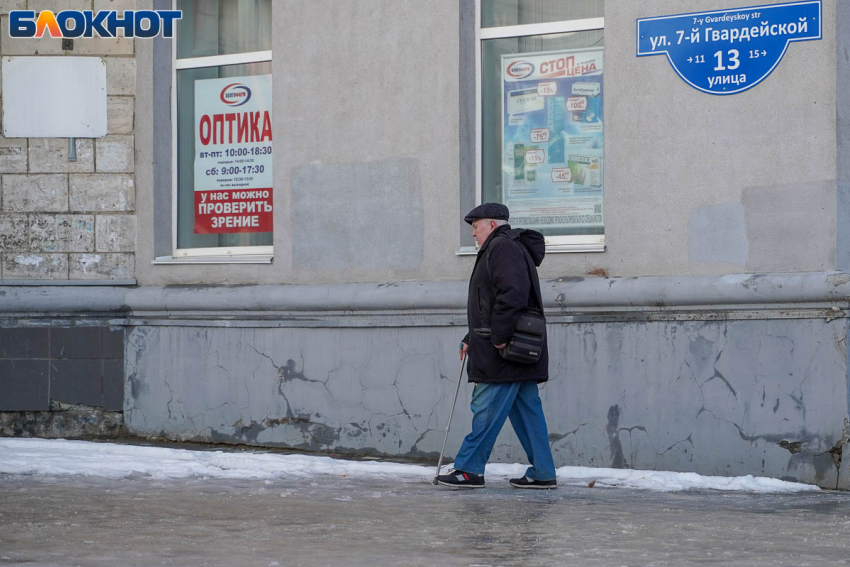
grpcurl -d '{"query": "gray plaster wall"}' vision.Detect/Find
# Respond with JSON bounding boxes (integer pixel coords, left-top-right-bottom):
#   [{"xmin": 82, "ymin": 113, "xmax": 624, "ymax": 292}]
[
  {"xmin": 124, "ymin": 316, "xmax": 849, "ymax": 489},
  {"xmin": 838, "ymin": 0, "xmax": 850, "ymax": 271},
  {"xmin": 133, "ymin": 0, "xmax": 843, "ymax": 287},
  {"xmin": 290, "ymin": 159, "xmax": 424, "ymax": 270},
  {"xmin": 612, "ymin": 0, "xmax": 838, "ymax": 277}
]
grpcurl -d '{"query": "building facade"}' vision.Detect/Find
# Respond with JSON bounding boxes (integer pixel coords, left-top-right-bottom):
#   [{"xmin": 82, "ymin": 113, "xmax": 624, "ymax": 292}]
[{"xmin": 2, "ymin": 0, "xmax": 850, "ymax": 489}]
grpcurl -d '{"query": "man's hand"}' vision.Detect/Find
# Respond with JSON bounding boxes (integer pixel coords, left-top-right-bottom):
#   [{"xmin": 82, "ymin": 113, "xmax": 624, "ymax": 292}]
[
  {"xmin": 494, "ymin": 343, "xmax": 506, "ymax": 349},
  {"xmin": 459, "ymin": 342, "xmax": 468, "ymax": 361}
]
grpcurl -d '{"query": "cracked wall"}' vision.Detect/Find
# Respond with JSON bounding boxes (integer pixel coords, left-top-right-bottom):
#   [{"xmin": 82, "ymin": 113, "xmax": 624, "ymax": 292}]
[
  {"xmin": 125, "ymin": 325, "xmax": 466, "ymax": 459},
  {"xmin": 125, "ymin": 316, "xmax": 850, "ymax": 488},
  {"xmin": 539, "ymin": 320, "xmax": 848, "ymax": 489}
]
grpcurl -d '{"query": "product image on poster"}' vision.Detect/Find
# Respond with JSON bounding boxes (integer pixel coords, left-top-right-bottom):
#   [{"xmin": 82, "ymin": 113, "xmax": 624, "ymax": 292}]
[
  {"xmin": 502, "ymin": 48, "xmax": 603, "ymax": 231},
  {"xmin": 193, "ymin": 74, "xmax": 273, "ymax": 234}
]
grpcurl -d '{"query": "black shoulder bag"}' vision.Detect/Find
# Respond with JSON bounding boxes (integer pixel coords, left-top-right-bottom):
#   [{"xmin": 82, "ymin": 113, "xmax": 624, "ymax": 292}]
[{"xmin": 495, "ymin": 237, "xmax": 547, "ymax": 365}]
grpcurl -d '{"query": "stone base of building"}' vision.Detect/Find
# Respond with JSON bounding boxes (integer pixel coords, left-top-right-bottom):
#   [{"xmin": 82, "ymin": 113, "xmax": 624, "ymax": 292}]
[{"xmin": 0, "ymin": 402, "xmax": 123, "ymax": 439}]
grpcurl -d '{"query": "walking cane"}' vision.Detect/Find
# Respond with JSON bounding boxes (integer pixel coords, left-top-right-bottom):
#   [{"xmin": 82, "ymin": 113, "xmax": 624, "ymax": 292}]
[{"xmin": 432, "ymin": 353, "xmax": 467, "ymax": 485}]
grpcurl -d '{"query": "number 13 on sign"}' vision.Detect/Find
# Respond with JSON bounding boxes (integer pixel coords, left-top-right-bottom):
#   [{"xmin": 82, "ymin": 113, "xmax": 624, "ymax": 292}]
[{"xmin": 714, "ymin": 49, "xmax": 740, "ymax": 71}]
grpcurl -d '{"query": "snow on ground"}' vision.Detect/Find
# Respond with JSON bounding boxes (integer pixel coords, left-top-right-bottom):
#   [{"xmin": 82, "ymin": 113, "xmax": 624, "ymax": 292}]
[{"xmin": 0, "ymin": 438, "xmax": 819, "ymax": 493}]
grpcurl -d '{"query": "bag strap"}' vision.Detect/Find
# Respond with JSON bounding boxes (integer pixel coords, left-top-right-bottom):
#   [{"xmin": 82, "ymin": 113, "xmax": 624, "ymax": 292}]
[{"xmin": 516, "ymin": 238, "xmax": 544, "ymax": 312}]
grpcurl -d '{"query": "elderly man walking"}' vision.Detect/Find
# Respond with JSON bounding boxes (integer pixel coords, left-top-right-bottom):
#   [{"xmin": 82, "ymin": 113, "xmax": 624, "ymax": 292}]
[{"xmin": 437, "ymin": 203, "xmax": 557, "ymax": 489}]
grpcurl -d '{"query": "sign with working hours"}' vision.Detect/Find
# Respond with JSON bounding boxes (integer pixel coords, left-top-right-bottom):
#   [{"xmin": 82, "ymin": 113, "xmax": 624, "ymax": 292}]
[
  {"xmin": 193, "ymin": 75, "xmax": 273, "ymax": 234},
  {"xmin": 637, "ymin": 1, "xmax": 821, "ymax": 95}
]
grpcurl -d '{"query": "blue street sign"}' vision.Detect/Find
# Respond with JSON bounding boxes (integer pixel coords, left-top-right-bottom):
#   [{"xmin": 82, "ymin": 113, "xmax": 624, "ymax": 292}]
[{"xmin": 637, "ymin": 1, "xmax": 821, "ymax": 95}]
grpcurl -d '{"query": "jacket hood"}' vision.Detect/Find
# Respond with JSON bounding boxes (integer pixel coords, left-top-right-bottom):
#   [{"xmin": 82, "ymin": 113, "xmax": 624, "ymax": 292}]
[{"xmin": 504, "ymin": 228, "xmax": 546, "ymax": 266}]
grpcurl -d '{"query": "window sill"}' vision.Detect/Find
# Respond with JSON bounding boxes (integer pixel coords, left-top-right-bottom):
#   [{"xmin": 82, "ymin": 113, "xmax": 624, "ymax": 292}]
[
  {"xmin": 456, "ymin": 243, "xmax": 605, "ymax": 256},
  {"xmin": 0, "ymin": 279, "xmax": 137, "ymax": 286},
  {"xmin": 152, "ymin": 255, "xmax": 273, "ymax": 265},
  {"xmin": 545, "ymin": 243, "xmax": 606, "ymax": 253}
]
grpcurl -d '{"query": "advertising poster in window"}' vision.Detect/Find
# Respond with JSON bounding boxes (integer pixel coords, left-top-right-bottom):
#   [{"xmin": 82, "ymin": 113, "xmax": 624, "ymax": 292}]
[
  {"xmin": 502, "ymin": 48, "xmax": 603, "ymax": 231},
  {"xmin": 193, "ymin": 74, "xmax": 273, "ymax": 234}
]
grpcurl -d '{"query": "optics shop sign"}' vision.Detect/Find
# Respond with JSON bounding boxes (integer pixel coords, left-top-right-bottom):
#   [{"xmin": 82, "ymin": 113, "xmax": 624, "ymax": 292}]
[
  {"xmin": 194, "ymin": 75, "xmax": 273, "ymax": 234},
  {"xmin": 636, "ymin": 1, "xmax": 821, "ymax": 95},
  {"xmin": 502, "ymin": 48, "xmax": 603, "ymax": 231}
]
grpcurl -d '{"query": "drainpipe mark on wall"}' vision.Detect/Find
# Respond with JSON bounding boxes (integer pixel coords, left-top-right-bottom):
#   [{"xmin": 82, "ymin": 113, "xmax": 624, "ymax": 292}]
[
  {"xmin": 702, "ymin": 350, "xmax": 738, "ymax": 401},
  {"xmin": 606, "ymin": 404, "xmax": 628, "ymax": 469},
  {"xmin": 705, "ymin": 368, "xmax": 738, "ymax": 400},
  {"xmin": 657, "ymin": 434, "xmax": 695, "ymax": 456},
  {"xmin": 787, "ymin": 392, "xmax": 806, "ymax": 421},
  {"xmin": 549, "ymin": 421, "xmax": 589, "ymax": 445}
]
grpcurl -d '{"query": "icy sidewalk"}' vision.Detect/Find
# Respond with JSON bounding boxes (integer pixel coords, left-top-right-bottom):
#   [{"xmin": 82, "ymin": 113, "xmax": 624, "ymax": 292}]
[{"xmin": 0, "ymin": 438, "xmax": 819, "ymax": 493}]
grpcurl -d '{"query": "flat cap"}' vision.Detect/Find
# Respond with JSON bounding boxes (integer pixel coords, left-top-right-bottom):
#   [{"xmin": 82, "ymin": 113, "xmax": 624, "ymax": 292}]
[{"xmin": 464, "ymin": 202, "xmax": 509, "ymax": 225}]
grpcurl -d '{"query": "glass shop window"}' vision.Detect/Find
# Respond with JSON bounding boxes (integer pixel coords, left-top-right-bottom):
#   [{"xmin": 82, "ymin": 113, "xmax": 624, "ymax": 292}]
[
  {"xmin": 477, "ymin": 0, "xmax": 605, "ymax": 252},
  {"xmin": 173, "ymin": 0, "xmax": 273, "ymax": 259}
]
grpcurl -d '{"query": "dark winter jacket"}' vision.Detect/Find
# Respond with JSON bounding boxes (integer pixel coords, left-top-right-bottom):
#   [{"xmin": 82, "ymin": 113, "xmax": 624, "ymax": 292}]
[{"xmin": 463, "ymin": 224, "xmax": 549, "ymax": 384}]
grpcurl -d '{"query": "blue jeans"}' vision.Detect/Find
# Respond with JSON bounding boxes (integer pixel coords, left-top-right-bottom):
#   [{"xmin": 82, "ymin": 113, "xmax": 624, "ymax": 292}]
[{"xmin": 453, "ymin": 381, "xmax": 557, "ymax": 481}]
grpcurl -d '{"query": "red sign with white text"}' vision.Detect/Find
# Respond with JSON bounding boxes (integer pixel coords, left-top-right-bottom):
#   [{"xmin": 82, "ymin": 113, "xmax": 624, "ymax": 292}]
[{"xmin": 193, "ymin": 188, "xmax": 273, "ymax": 233}]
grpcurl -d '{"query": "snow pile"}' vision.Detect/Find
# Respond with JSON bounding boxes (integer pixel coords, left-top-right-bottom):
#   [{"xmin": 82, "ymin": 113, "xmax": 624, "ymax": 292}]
[
  {"xmin": 0, "ymin": 438, "xmax": 427, "ymax": 481},
  {"xmin": 484, "ymin": 463, "xmax": 816, "ymax": 492},
  {"xmin": 0, "ymin": 438, "xmax": 819, "ymax": 493}
]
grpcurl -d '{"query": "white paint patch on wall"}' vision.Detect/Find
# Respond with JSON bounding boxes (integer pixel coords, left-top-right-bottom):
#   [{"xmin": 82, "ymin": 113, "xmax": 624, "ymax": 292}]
[
  {"xmin": 13, "ymin": 255, "xmax": 44, "ymax": 267},
  {"xmin": 77, "ymin": 254, "xmax": 102, "ymax": 273}
]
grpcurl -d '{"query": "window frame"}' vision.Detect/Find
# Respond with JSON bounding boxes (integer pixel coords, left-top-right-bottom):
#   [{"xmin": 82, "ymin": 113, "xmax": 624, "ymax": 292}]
[
  {"xmin": 471, "ymin": 4, "xmax": 606, "ymax": 254},
  {"xmin": 170, "ymin": 1, "xmax": 273, "ymax": 261}
]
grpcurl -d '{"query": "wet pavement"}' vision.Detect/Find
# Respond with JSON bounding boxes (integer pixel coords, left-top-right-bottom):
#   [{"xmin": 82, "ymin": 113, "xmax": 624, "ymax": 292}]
[{"xmin": 1, "ymin": 473, "xmax": 850, "ymax": 567}]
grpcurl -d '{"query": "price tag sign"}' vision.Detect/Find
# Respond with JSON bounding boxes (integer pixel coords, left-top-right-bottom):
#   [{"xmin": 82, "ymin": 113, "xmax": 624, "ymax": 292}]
[
  {"xmin": 566, "ymin": 97, "xmax": 588, "ymax": 112},
  {"xmin": 551, "ymin": 168, "xmax": 572, "ymax": 183},
  {"xmin": 637, "ymin": 1, "xmax": 821, "ymax": 95},
  {"xmin": 530, "ymin": 128, "xmax": 550, "ymax": 143},
  {"xmin": 525, "ymin": 149, "xmax": 546, "ymax": 164},
  {"xmin": 537, "ymin": 82, "xmax": 557, "ymax": 96}
]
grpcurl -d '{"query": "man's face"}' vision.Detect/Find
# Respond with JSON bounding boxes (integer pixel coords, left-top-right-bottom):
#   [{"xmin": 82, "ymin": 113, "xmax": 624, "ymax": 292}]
[{"xmin": 471, "ymin": 218, "xmax": 496, "ymax": 247}]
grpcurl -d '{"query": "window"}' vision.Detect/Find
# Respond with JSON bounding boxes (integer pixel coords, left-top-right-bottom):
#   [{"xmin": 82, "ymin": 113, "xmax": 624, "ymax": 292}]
[
  {"xmin": 476, "ymin": 0, "xmax": 604, "ymax": 252},
  {"xmin": 172, "ymin": 0, "xmax": 273, "ymax": 260}
]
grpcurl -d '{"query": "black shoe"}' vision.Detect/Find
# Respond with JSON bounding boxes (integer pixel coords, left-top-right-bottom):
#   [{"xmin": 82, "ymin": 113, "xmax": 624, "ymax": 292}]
[
  {"xmin": 436, "ymin": 469, "xmax": 485, "ymax": 489},
  {"xmin": 509, "ymin": 476, "xmax": 557, "ymax": 489}
]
